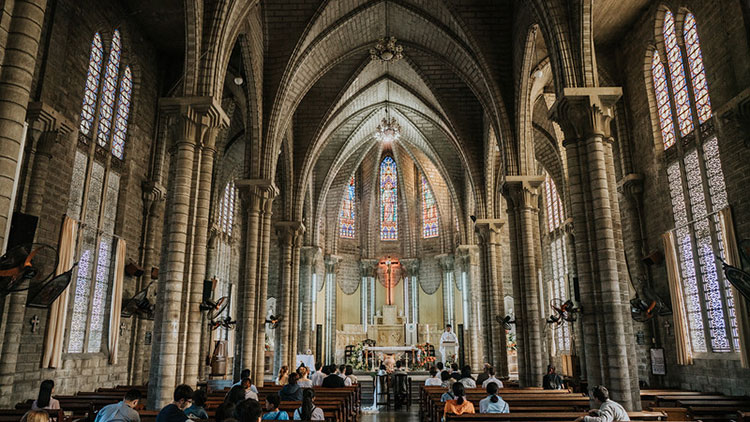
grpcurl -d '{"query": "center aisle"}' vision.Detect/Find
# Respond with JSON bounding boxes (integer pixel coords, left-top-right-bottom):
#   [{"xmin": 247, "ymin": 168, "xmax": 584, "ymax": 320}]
[{"xmin": 362, "ymin": 409, "xmax": 421, "ymax": 422}]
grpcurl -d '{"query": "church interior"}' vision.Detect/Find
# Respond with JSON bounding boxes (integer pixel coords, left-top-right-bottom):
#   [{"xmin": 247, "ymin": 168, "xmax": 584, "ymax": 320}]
[{"xmin": 0, "ymin": 0, "xmax": 750, "ymax": 420}]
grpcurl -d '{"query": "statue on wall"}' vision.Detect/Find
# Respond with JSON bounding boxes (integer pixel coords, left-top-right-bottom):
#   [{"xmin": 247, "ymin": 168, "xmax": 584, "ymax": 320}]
[{"xmin": 377, "ymin": 256, "xmax": 402, "ymax": 305}]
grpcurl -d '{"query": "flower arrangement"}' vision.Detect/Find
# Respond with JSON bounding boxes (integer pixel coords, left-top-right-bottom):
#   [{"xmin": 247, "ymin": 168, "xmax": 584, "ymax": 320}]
[
  {"xmin": 413, "ymin": 343, "xmax": 437, "ymax": 369},
  {"xmin": 346, "ymin": 342, "xmax": 368, "ymax": 370}
]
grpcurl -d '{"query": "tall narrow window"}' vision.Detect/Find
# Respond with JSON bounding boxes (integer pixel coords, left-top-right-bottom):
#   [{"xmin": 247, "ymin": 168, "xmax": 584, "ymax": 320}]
[
  {"xmin": 96, "ymin": 30, "xmax": 122, "ymax": 148},
  {"xmin": 111, "ymin": 66, "xmax": 133, "ymax": 159},
  {"xmin": 544, "ymin": 176, "xmax": 564, "ymax": 232},
  {"xmin": 422, "ymin": 175, "xmax": 438, "ymax": 238},
  {"xmin": 651, "ymin": 10, "xmax": 738, "ymax": 353},
  {"xmin": 79, "ymin": 33, "xmax": 103, "ymax": 137},
  {"xmin": 218, "ymin": 180, "xmax": 237, "ymax": 236},
  {"xmin": 380, "ymin": 156, "xmax": 398, "ymax": 240},
  {"xmin": 543, "ymin": 175, "xmax": 569, "ymax": 354},
  {"xmin": 213, "ymin": 179, "xmax": 238, "ymax": 353},
  {"xmin": 339, "ymin": 176, "xmax": 356, "ymax": 239}
]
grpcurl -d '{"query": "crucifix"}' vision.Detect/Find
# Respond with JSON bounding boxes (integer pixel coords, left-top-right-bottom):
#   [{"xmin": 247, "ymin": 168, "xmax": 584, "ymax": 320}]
[
  {"xmin": 377, "ymin": 256, "xmax": 402, "ymax": 305},
  {"xmin": 30, "ymin": 315, "xmax": 40, "ymax": 333}
]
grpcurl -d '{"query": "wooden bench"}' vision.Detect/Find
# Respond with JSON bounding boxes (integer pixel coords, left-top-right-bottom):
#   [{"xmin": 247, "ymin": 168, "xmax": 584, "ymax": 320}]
[{"xmin": 444, "ymin": 411, "xmax": 667, "ymax": 422}]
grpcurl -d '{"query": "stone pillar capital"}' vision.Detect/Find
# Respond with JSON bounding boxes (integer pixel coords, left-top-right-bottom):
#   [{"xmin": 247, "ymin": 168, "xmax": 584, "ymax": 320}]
[
  {"xmin": 503, "ymin": 175, "xmax": 545, "ymax": 211},
  {"xmin": 25, "ymin": 101, "xmax": 74, "ymax": 153},
  {"xmin": 159, "ymin": 96, "xmax": 229, "ymax": 148},
  {"xmin": 549, "ymin": 87, "xmax": 622, "ymax": 141},
  {"xmin": 237, "ymin": 179, "xmax": 279, "ymax": 214},
  {"xmin": 141, "ymin": 180, "xmax": 166, "ymax": 214},
  {"xmin": 275, "ymin": 221, "xmax": 305, "ymax": 247},
  {"xmin": 436, "ymin": 254, "xmax": 454, "ymax": 272},
  {"xmin": 455, "ymin": 245, "xmax": 480, "ymax": 268},
  {"xmin": 324, "ymin": 254, "xmax": 342, "ymax": 274},
  {"xmin": 474, "ymin": 219, "xmax": 505, "ymax": 245},
  {"xmin": 619, "ymin": 173, "xmax": 644, "ymax": 202},
  {"xmin": 300, "ymin": 246, "xmax": 322, "ymax": 266},
  {"xmin": 401, "ymin": 258, "xmax": 421, "ymax": 276},
  {"xmin": 359, "ymin": 259, "xmax": 378, "ymax": 277}
]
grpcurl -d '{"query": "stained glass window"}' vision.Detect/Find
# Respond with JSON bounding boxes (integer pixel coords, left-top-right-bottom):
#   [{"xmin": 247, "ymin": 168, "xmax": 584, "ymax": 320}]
[
  {"xmin": 380, "ymin": 156, "xmax": 398, "ymax": 240},
  {"xmin": 422, "ymin": 175, "xmax": 438, "ymax": 238},
  {"xmin": 544, "ymin": 176, "xmax": 564, "ymax": 232},
  {"xmin": 111, "ymin": 66, "xmax": 132, "ymax": 159},
  {"xmin": 652, "ymin": 50, "xmax": 677, "ymax": 149},
  {"xmin": 218, "ymin": 180, "xmax": 237, "ymax": 236},
  {"xmin": 339, "ymin": 176, "xmax": 356, "ymax": 239},
  {"xmin": 96, "ymin": 30, "xmax": 122, "ymax": 147},
  {"xmin": 79, "ymin": 33, "xmax": 103, "ymax": 137},
  {"xmin": 550, "ymin": 237, "xmax": 570, "ymax": 353},
  {"xmin": 663, "ymin": 11, "xmax": 694, "ymax": 138},
  {"xmin": 684, "ymin": 13, "xmax": 712, "ymax": 124}
]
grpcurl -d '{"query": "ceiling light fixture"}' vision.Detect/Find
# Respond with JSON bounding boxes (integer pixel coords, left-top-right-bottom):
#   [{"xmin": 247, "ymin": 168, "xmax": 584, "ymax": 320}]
[
  {"xmin": 375, "ymin": 117, "xmax": 401, "ymax": 143},
  {"xmin": 233, "ymin": 76, "xmax": 244, "ymax": 86},
  {"xmin": 370, "ymin": 1, "xmax": 403, "ymax": 63}
]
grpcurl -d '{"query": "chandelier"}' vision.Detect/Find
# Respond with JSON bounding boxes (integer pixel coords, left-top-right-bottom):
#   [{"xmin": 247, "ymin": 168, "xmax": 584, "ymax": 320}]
[
  {"xmin": 370, "ymin": 37, "xmax": 404, "ymax": 63},
  {"xmin": 375, "ymin": 117, "xmax": 401, "ymax": 143}
]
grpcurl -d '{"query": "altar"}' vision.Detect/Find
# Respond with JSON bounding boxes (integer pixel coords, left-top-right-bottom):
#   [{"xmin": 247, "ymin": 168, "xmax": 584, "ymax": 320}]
[{"xmin": 363, "ymin": 345, "xmax": 420, "ymax": 370}]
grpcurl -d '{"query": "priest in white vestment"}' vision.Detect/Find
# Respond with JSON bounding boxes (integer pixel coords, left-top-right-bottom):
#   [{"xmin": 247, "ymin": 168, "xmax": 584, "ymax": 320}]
[{"xmin": 439, "ymin": 324, "xmax": 459, "ymax": 364}]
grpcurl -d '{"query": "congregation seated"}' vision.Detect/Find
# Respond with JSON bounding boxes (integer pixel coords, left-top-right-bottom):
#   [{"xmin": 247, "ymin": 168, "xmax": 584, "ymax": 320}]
[
  {"xmin": 31, "ymin": 380, "xmax": 60, "ymax": 412},
  {"xmin": 235, "ymin": 397, "xmax": 263, "ymax": 422},
  {"xmin": 574, "ymin": 385, "xmax": 630, "ymax": 422},
  {"xmin": 262, "ymin": 393, "xmax": 289, "ymax": 421},
  {"xmin": 293, "ymin": 389, "xmax": 324, "ymax": 421},
  {"xmin": 543, "ymin": 365, "xmax": 564, "ymax": 390},
  {"xmin": 458, "ymin": 366, "xmax": 476, "ymax": 389},
  {"xmin": 435, "ymin": 362, "xmax": 445, "ymax": 375},
  {"xmin": 450, "ymin": 364, "xmax": 461, "ymax": 381},
  {"xmin": 233, "ymin": 368, "xmax": 259, "ymax": 394},
  {"xmin": 242, "ymin": 378, "xmax": 259, "ymax": 400},
  {"xmin": 275, "ymin": 366, "xmax": 289, "ymax": 386},
  {"xmin": 444, "ymin": 383, "xmax": 475, "ymax": 416},
  {"xmin": 481, "ymin": 367, "xmax": 503, "ymax": 389},
  {"xmin": 94, "ymin": 388, "xmax": 142, "ymax": 422},
  {"xmin": 311, "ymin": 362, "xmax": 325, "ymax": 387},
  {"xmin": 394, "ymin": 360, "xmax": 407, "ymax": 374},
  {"xmin": 156, "ymin": 384, "xmax": 193, "ymax": 422},
  {"xmin": 478, "ymin": 382, "xmax": 508, "ymax": 414},
  {"xmin": 297, "ymin": 366, "xmax": 313, "ymax": 388},
  {"xmin": 217, "ymin": 385, "xmax": 247, "ymax": 422},
  {"xmin": 344, "ymin": 365, "xmax": 358, "ymax": 385},
  {"xmin": 21, "ymin": 410, "xmax": 49, "ymax": 422},
  {"xmin": 279, "ymin": 373, "xmax": 303, "ymax": 402},
  {"xmin": 425, "ymin": 367, "xmax": 442, "ymax": 386},
  {"xmin": 184, "ymin": 389, "xmax": 208, "ymax": 420},
  {"xmin": 322, "ymin": 365, "xmax": 346, "ymax": 388},
  {"xmin": 475, "ymin": 364, "xmax": 491, "ymax": 387},
  {"xmin": 440, "ymin": 371, "xmax": 455, "ymax": 389}
]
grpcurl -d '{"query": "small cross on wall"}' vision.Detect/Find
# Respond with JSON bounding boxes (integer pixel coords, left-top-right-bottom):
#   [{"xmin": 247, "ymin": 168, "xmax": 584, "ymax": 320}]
[{"xmin": 30, "ymin": 315, "xmax": 40, "ymax": 333}]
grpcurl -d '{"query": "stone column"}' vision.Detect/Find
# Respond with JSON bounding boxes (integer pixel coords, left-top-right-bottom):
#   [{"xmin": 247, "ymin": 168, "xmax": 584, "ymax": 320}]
[
  {"xmin": 551, "ymin": 88, "xmax": 639, "ymax": 410},
  {"xmin": 299, "ymin": 246, "xmax": 321, "ymax": 354},
  {"xmin": 274, "ymin": 221, "xmax": 305, "ymax": 371},
  {"xmin": 0, "ymin": 2, "xmax": 49, "ymax": 404},
  {"xmin": 437, "ymin": 254, "xmax": 455, "ymax": 327},
  {"xmin": 236, "ymin": 180, "xmax": 278, "ymax": 384},
  {"xmin": 402, "ymin": 259, "xmax": 420, "ymax": 324},
  {"xmin": 130, "ymin": 181, "xmax": 165, "ymax": 385},
  {"xmin": 456, "ymin": 245, "xmax": 484, "ymax": 371},
  {"xmin": 475, "ymin": 219, "xmax": 509, "ymax": 377},
  {"xmin": 504, "ymin": 176, "xmax": 545, "ymax": 387},
  {"xmin": 323, "ymin": 255, "xmax": 340, "ymax": 364},
  {"xmin": 359, "ymin": 259, "xmax": 377, "ymax": 333}
]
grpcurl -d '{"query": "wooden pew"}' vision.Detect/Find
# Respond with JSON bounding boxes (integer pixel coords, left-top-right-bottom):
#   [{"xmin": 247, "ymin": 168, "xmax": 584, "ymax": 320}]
[
  {"xmin": 0, "ymin": 408, "xmax": 65, "ymax": 422},
  {"xmin": 444, "ymin": 411, "xmax": 667, "ymax": 422}
]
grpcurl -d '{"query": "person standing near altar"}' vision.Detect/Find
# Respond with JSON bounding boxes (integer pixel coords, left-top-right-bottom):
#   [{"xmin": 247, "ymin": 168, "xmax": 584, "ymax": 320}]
[{"xmin": 440, "ymin": 325, "xmax": 459, "ymax": 364}]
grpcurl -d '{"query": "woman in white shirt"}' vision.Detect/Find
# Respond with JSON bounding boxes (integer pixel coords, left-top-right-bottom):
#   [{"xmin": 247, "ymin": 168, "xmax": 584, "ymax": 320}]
[
  {"xmin": 293, "ymin": 389, "xmax": 325, "ymax": 421},
  {"xmin": 31, "ymin": 380, "xmax": 61, "ymax": 411},
  {"xmin": 425, "ymin": 367, "xmax": 442, "ymax": 386},
  {"xmin": 297, "ymin": 366, "xmax": 313, "ymax": 388}
]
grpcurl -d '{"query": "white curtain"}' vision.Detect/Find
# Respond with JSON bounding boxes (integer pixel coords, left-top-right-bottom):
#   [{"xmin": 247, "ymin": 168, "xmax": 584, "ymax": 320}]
[
  {"xmin": 662, "ymin": 232, "xmax": 693, "ymax": 365},
  {"xmin": 108, "ymin": 239, "xmax": 126, "ymax": 364},
  {"xmin": 717, "ymin": 207, "xmax": 750, "ymax": 368},
  {"xmin": 42, "ymin": 216, "xmax": 77, "ymax": 368}
]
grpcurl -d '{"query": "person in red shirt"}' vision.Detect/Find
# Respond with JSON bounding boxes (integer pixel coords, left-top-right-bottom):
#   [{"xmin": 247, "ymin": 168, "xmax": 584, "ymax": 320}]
[{"xmin": 443, "ymin": 382, "xmax": 475, "ymax": 417}]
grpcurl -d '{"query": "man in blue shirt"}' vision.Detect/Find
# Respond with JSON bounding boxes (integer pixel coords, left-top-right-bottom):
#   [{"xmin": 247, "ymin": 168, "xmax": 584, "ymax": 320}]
[
  {"xmin": 95, "ymin": 389, "xmax": 142, "ymax": 422},
  {"xmin": 156, "ymin": 385, "xmax": 193, "ymax": 422}
]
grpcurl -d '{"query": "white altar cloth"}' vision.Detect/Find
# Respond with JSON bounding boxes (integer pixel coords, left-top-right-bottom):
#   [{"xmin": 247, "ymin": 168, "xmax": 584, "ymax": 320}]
[{"xmin": 363, "ymin": 346, "xmax": 421, "ymax": 370}]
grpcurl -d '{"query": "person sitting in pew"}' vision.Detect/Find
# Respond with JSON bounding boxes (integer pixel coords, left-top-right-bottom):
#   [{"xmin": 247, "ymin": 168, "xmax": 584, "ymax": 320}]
[
  {"xmin": 293, "ymin": 389, "xmax": 324, "ymax": 421},
  {"xmin": 458, "ymin": 365, "xmax": 477, "ymax": 388},
  {"xmin": 236, "ymin": 397, "xmax": 263, "ymax": 422},
  {"xmin": 184, "ymin": 389, "xmax": 208, "ymax": 420},
  {"xmin": 157, "ymin": 384, "xmax": 193, "ymax": 422},
  {"xmin": 482, "ymin": 366, "xmax": 503, "ymax": 389},
  {"xmin": 32, "ymin": 380, "xmax": 61, "ymax": 412},
  {"xmin": 543, "ymin": 365, "xmax": 564, "ymax": 390},
  {"xmin": 233, "ymin": 369, "xmax": 259, "ymax": 394},
  {"xmin": 444, "ymin": 383, "xmax": 475, "ymax": 417},
  {"xmin": 311, "ymin": 363, "xmax": 325, "ymax": 387},
  {"xmin": 279, "ymin": 373, "xmax": 304, "ymax": 402},
  {"xmin": 440, "ymin": 371, "xmax": 455, "ymax": 390},
  {"xmin": 476, "ymin": 364, "xmax": 491, "ymax": 386},
  {"xmin": 345, "ymin": 365, "xmax": 358, "ymax": 385},
  {"xmin": 574, "ymin": 385, "xmax": 630, "ymax": 422},
  {"xmin": 22, "ymin": 410, "xmax": 49, "ymax": 422},
  {"xmin": 436, "ymin": 362, "xmax": 445, "ymax": 375},
  {"xmin": 94, "ymin": 388, "xmax": 142, "ymax": 422},
  {"xmin": 479, "ymin": 382, "xmax": 509, "ymax": 414},
  {"xmin": 425, "ymin": 367, "xmax": 442, "ymax": 386},
  {"xmin": 276, "ymin": 366, "xmax": 289, "ymax": 386},
  {"xmin": 337, "ymin": 364, "xmax": 347, "ymax": 380},
  {"xmin": 297, "ymin": 366, "xmax": 313, "ymax": 389},
  {"xmin": 262, "ymin": 393, "xmax": 289, "ymax": 420},
  {"xmin": 322, "ymin": 365, "xmax": 346, "ymax": 388},
  {"xmin": 242, "ymin": 378, "xmax": 259, "ymax": 400}
]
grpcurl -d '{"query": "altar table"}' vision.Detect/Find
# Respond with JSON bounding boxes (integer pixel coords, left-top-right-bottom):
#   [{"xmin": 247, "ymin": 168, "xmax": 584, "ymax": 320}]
[{"xmin": 363, "ymin": 345, "xmax": 422, "ymax": 370}]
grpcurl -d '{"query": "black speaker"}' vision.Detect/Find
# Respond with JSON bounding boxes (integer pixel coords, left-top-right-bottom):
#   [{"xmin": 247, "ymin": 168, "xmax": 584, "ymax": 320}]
[
  {"xmin": 315, "ymin": 324, "xmax": 323, "ymax": 365},
  {"xmin": 572, "ymin": 276, "xmax": 580, "ymax": 303},
  {"xmin": 202, "ymin": 279, "xmax": 215, "ymax": 302},
  {"xmin": 457, "ymin": 323, "xmax": 465, "ymax": 368},
  {"xmin": 7, "ymin": 212, "xmax": 38, "ymax": 249}
]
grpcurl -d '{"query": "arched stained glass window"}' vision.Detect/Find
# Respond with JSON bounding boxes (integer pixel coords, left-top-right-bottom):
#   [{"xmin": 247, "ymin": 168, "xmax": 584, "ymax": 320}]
[
  {"xmin": 652, "ymin": 50, "xmax": 677, "ymax": 149},
  {"xmin": 663, "ymin": 11, "xmax": 694, "ymax": 137},
  {"xmin": 380, "ymin": 156, "xmax": 398, "ymax": 240},
  {"xmin": 111, "ymin": 66, "xmax": 133, "ymax": 159},
  {"xmin": 422, "ymin": 175, "xmax": 438, "ymax": 238},
  {"xmin": 339, "ymin": 176, "xmax": 356, "ymax": 239},
  {"xmin": 80, "ymin": 33, "xmax": 103, "ymax": 136},
  {"xmin": 683, "ymin": 13, "xmax": 712, "ymax": 124},
  {"xmin": 544, "ymin": 176, "xmax": 564, "ymax": 232},
  {"xmin": 96, "ymin": 30, "xmax": 122, "ymax": 147}
]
